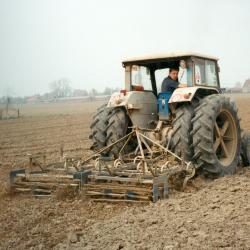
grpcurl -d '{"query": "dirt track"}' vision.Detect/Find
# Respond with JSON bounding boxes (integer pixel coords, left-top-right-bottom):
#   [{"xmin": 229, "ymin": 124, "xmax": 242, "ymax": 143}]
[{"xmin": 0, "ymin": 95, "xmax": 250, "ymax": 249}]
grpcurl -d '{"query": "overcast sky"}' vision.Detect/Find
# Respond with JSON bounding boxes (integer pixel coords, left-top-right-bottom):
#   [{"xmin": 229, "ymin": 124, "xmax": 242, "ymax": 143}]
[{"xmin": 0, "ymin": 0, "xmax": 250, "ymax": 96}]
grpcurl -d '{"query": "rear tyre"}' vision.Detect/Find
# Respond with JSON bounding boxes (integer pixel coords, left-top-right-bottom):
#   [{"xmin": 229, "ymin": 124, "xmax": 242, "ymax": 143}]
[
  {"xmin": 192, "ymin": 94, "xmax": 241, "ymax": 177},
  {"xmin": 171, "ymin": 105, "xmax": 194, "ymax": 161},
  {"xmin": 89, "ymin": 104, "xmax": 109, "ymax": 151},
  {"xmin": 241, "ymin": 131, "xmax": 250, "ymax": 166},
  {"xmin": 106, "ymin": 108, "xmax": 132, "ymax": 158}
]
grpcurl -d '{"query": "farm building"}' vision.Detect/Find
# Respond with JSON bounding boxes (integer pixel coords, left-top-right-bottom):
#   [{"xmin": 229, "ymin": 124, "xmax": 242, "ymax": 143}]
[
  {"xmin": 243, "ymin": 79, "xmax": 250, "ymax": 93},
  {"xmin": 26, "ymin": 95, "xmax": 41, "ymax": 103}
]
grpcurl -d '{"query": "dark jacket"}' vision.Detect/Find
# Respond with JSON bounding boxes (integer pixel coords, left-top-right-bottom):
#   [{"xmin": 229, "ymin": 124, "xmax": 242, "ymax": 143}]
[{"xmin": 161, "ymin": 76, "xmax": 179, "ymax": 93}]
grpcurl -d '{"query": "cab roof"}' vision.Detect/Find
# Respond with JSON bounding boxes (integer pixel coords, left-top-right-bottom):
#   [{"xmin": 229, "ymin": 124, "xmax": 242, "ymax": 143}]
[{"xmin": 122, "ymin": 51, "xmax": 219, "ymax": 65}]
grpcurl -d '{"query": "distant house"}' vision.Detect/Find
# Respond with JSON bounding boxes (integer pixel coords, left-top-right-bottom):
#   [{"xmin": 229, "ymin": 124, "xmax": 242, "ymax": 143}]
[
  {"xmin": 73, "ymin": 89, "xmax": 88, "ymax": 97},
  {"xmin": 26, "ymin": 95, "xmax": 40, "ymax": 103},
  {"xmin": 243, "ymin": 79, "xmax": 250, "ymax": 93},
  {"xmin": 230, "ymin": 87, "xmax": 242, "ymax": 93}
]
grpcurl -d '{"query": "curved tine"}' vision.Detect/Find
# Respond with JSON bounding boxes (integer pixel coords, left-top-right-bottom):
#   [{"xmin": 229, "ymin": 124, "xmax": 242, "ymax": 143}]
[{"xmin": 183, "ymin": 163, "xmax": 196, "ymax": 189}]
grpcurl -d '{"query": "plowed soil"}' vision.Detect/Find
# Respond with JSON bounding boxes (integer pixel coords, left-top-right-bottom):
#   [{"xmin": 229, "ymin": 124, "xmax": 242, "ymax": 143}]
[{"xmin": 0, "ymin": 95, "xmax": 249, "ymax": 250}]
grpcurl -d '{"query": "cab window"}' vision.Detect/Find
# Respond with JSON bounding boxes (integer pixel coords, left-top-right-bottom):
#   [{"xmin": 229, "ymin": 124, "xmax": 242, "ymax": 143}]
[
  {"xmin": 131, "ymin": 65, "xmax": 152, "ymax": 91},
  {"xmin": 195, "ymin": 59, "xmax": 218, "ymax": 86},
  {"xmin": 155, "ymin": 59, "xmax": 193, "ymax": 93},
  {"xmin": 155, "ymin": 68, "xmax": 169, "ymax": 93},
  {"xmin": 205, "ymin": 60, "xmax": 218, "ymax": 86}
]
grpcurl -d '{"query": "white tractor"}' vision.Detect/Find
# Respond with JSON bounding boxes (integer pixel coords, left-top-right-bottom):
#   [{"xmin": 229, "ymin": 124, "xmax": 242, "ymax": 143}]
[{"xmin": 90, "ymin": 52, "xmax": 250, "ymax": 177}]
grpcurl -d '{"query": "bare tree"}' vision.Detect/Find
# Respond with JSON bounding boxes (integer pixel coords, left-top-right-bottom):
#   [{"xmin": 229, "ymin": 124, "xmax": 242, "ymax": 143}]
[
  {"xmin": 89, "ymin": 88, "xmax": 98, "ymax": 97},
  {"xmin": 102, "ymin": 87, "xmax": 120, "ymax": 95},
  {"xmin": 102, "ymin": 87, "xmax": 112, "ymax": 95},
  {"xmin": 49, "ymin": 78, "xmax": 72, "ymax": 97}
]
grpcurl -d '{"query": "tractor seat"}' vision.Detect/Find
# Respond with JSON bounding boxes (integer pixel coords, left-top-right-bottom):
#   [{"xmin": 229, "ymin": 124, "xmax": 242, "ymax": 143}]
[{"xmin": 157, "ymin": 92, "xmax": 172, "ymax": 120}]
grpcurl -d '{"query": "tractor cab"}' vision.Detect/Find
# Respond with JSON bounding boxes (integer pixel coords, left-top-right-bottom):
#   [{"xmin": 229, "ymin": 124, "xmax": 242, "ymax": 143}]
[
  {"xmin": 108, "ymin": 52, "xmax": 221, "ymax": 128},
  {"xmin": 122, "ymin": 52, "xmax": 220, "ymax": 95},
  {"xmin": 121, "ymin": 52, "xmax": 221, "ymax": 120}
]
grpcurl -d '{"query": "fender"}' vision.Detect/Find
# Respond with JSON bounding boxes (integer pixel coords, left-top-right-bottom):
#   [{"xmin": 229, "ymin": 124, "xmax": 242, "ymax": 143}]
[
  {"xmin": 169, "ymin": 86, "xmax": 219, "ymax": 104},
  {"xmin": 107, "ymin": 91, "xmax": 158, "ymax": 129},
  {"xmin": 107, "ymin": 92, "xmax": 142, "ymax": 109}
]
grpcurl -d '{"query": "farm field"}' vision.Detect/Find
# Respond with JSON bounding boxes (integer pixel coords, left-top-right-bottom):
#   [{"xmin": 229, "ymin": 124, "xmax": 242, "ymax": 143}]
[{"xmin": 0, "ymin": 95, "xmax": 250, "ymax": 249}]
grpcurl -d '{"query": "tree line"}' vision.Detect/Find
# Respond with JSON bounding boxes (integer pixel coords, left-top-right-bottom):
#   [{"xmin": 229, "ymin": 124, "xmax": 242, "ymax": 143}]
[
  {"xmin": 48, "ymin": 78, "xmax": 119, "ymax": 97},
  {"xmin": 0, "ymin": 78, "xmax": 120, "ymax": 104}
]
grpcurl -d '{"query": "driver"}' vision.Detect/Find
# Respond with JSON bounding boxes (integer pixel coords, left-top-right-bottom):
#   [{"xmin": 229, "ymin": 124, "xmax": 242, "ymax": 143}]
[{"xmin": 161, "ymin": 68, "xmax": 186, "ymax": 93}]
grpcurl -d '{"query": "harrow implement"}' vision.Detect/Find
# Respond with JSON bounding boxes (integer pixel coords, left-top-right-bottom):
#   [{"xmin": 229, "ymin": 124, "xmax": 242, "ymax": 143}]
[{"xmin": 10, "ymin": 127, "xmax": 196, "ymax": 202}]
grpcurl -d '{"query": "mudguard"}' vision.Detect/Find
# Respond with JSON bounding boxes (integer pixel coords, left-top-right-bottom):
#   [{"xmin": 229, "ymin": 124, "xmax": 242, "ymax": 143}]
[
  {"xmin": 169, "ymin": 86, "xmax": 219, "ymax": 103},
  {"xmin": 107, "ymin": 91, "xmax": 158, "ymax": 129}
]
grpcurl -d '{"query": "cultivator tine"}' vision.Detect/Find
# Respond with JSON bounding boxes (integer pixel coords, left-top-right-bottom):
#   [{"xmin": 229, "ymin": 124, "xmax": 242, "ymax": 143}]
[
  {"xmin": 139, "ymin": 136, "xmax": 153, "ymax": 155},
  {"xmin": 182, "ymin": 162, "xmax": 196, "ymax": 189},
  {"xmin": 135, "ymin": 128, "xmax": 145, "ymax": 158},
  {"xmin": 118, "ymin": 132, "xmax": 133, "ymax": 156},
  {"xmin": 27, "ymin": 153, "xmax": 46, "ymax": 172}
]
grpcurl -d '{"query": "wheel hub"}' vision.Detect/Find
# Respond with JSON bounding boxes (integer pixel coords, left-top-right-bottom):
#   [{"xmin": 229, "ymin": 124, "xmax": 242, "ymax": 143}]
[{"xmin": 213, "ymin": 109, "xmax": 237, "ymax": 166}]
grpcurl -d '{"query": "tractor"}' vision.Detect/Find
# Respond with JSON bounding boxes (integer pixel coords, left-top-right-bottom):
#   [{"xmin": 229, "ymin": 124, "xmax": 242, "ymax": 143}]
[{"xmin": 90, "ymin": 52, "xmax": 250, "ymax": 177}]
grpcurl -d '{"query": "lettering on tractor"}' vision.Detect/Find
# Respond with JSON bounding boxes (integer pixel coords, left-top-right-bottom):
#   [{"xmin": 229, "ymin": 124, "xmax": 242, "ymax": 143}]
[{"xmin": 10, "ymin": 52, "xmax": 250, "ymax": 202}]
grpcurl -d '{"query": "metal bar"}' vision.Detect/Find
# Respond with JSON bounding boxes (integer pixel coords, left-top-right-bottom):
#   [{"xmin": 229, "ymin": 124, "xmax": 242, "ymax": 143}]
[
  {"xmin": 135, "ymin": 129, "xmax": 145, "ymax": 158},
  {"xmin": 138, "ymin": 132, "xmax": 188, "ymax": 165},
  {"xmin": 9, "ymin": 169, "xmax": 25, "ymax": 185},
  {"xmin": 86, "ymin": 191, "xmax": 149, "ymax": 200},
  {"xmin": 139, "ymin": 135, "xmax": 153, "ymax": 154},
  {"xmin": 134, "ymin": 145, "xmax": 139, "ymax": 155},
  {"xmin": 105, "ymin": 164, "xmax": 113, "ymax": 176},
  {"xmin": 118, "ymin": 132, "xmax": 134, "ymax": 155},
  {"xmin": 73, "ymin": 170, "xmax": 91, "ymax": 186},
  {"xmin": 84, "ymin": 183, "xmax": 151, "ymax": 191},
  {"xmin": 152, "ymin": 183, "xmax": 158, "ymax": 203},
  {"xmin": 88, "ymin": 175, "xmax": 153, "ymax": 184},
  {"xmin": 92, "ymin": 199, "xmax": 149, "ymax": 203},
  {"xmin": 14, "ymin": 181, "xmax": 79, "ymax": 188},
  {"xmin": 81, "ymin": 131, "xmax": 135, "ymax": 165},
  {"xmin": 15, "ymin": 173, "xmax": 75, "ymax": 180},
  {"xmin": 163, "ymin": 180, "xmax": 169, "ymax": 199}
]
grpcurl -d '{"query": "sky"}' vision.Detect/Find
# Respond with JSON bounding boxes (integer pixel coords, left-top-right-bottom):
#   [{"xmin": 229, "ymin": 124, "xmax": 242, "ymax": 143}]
[{"xmin": 0, "ymin": 0, "xmax": 250, "ymax": 96}]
